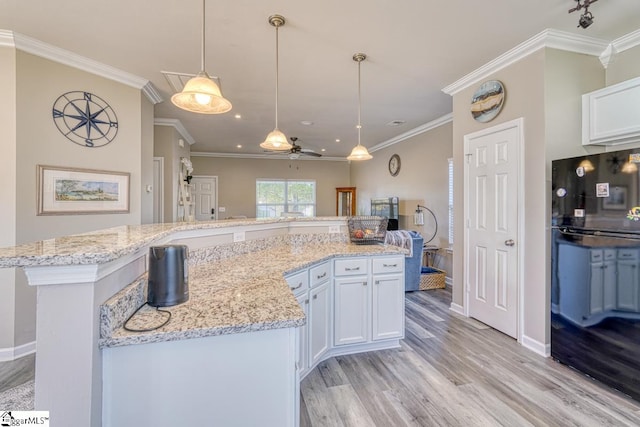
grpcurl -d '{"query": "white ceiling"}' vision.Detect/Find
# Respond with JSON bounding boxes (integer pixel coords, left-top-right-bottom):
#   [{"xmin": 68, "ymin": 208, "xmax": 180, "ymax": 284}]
[{"xmin": 1, "ymin": 0, "xmax": 639, "ymax": 158}]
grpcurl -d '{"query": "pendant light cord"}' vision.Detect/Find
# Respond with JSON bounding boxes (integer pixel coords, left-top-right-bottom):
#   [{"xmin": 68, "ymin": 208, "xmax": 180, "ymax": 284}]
[
  {"xmin": 357, "ymin": 58, "xmax": 362, "ymax": 146},
  {"xmin": 200, "ymin": 0, "xmax": 206, "ymax": 72},
  {"xmin": 275, "ymin": 23, "xmax": 280, "ymax": 129}
]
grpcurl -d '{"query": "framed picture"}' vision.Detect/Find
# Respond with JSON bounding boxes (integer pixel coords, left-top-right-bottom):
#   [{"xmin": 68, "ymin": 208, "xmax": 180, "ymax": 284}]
[
  {"xmin": 603, "ymin": 185, "xmax": 627, "ymax": 210},
  {"xmin": 37, "ymin": 165, "xmax": 130, "ymax": 215}
]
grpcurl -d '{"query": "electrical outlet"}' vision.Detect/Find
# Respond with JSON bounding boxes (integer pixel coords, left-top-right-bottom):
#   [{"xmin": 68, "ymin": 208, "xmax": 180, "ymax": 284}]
[
  {"xmin": 329, "ymin": 225, "xmax": 340, "ymax": 234},
  {"xmin": 219, "ymin": 207, "xmax": 226, "ymax": 213},
  {"xmin": 233, "ymin": 231, "xmax": 245, "ymax": 242}
]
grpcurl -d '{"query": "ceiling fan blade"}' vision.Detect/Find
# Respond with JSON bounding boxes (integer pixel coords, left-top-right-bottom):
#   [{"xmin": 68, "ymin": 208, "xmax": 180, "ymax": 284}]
[{"xmin": 302, "ymin": 151, "xmax": 322, "ymax": 157}]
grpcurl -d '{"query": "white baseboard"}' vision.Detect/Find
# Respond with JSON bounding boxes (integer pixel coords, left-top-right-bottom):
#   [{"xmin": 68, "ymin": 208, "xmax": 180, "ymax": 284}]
[
  {"xmin": 449, "ymin": 302, "xmax": 465, "ymax": 316},
  {"xmin": 520, "ymin": 334, "xmax": 550, "ymax": 358},
  {"xmin": 0, "ymin": 341, "xmax": 36, "ymax": 362}
]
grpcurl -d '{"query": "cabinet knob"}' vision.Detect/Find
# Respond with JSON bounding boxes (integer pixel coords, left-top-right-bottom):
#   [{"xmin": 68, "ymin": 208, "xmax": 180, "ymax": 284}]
[
  {"xmin": 375, "ymin": 280, "xmax": 380, "ymax": 285},
  {"xmin": 313, "ymin": 295, "xmax": 318, "ymax": 300},
  {"xmin": 305, "ymin": 299, "xmax": 309, "ymax": 304},
  {"xmin": 363, "ymin": 281, "xmax": 367, "ymax": 286}
]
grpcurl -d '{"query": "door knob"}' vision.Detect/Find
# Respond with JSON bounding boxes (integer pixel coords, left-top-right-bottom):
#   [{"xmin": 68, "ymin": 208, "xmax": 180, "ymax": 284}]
[{"xmin": 505, "ymin": 239, "xmax": 515, "ymax": 246}]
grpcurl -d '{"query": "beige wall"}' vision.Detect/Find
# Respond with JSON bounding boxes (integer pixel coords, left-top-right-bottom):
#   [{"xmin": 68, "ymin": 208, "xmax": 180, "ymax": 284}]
[
  {"xmin": 606, "ymin": 45, "xmax": 640, "ymax": 86},
  {"xmin": 153, "ymin": 125, "xmax": 191, "ymax": 222},
  {"xmin": 190, "ymin": 157, "xmax": 351, "ymax": 218},
  {"xmin": 1, "ymin": 49, "xmax": 147, "ymax": 350},
  {"xmin": 350, "ymin": 122, "xmax": 453, "ymax": 275},
  {"xmin": 140, "ymin": 98, "xmax": 155, "ymax": 224},
  {"xmin": 0, "ymin": 46, "xmax": 17, "ymax": 350}
]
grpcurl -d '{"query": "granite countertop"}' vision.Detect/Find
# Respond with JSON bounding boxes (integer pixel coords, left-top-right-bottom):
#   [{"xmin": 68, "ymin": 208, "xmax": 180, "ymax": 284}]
[
  {"xmin": 100, "ymin": 241, "xmax": 406, "ymax": 348},
  {"xmin": 0, "ymin": 217, "xmax": 347, "ymax": 268}
]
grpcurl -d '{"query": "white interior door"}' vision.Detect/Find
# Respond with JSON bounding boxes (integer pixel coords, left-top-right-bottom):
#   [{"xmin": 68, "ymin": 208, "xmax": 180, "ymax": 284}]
[
  {"xmin": 152, "ymin": 157, "xmax": 164, "ymax": 223},
  {"xmin": 465, "ymin": 119, "xmax": 522, "ymax": 339},
  {"xmin": 192, "ymin": 176, "xmax": 218, "ymax": 221}
]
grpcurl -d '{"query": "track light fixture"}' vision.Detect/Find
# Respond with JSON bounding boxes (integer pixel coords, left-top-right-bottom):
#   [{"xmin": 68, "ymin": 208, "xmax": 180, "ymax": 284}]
[{"xmin": 568, "ymin": 0, "xmax": 597, "ymax": 29}]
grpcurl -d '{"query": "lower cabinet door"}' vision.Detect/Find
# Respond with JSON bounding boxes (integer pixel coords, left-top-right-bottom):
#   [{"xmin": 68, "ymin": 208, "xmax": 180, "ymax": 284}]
[
  {"xmin": 309, "ymin": 281, "xmax": 331, "ymax": 366},
  {"xmin": 372, "ymin": 273, "xmax": 404, "ymax": 341},
  {"xmin": 334, "ymin": 276, "xmax": 368, "ymax": 346},
  {"xmin": 296, "ymin": 293, "xmax": 309, "ymax": 375}
]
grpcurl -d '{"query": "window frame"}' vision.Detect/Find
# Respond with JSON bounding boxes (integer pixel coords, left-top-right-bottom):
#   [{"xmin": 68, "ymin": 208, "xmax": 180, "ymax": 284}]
[{"xmin": 256, "ymin": 179, "xmax": 317, "ymax": 218}]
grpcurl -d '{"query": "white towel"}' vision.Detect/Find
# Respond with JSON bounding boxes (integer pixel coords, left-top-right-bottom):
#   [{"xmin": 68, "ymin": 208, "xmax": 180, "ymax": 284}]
[{"xmin": 384, "ymin": 230, "xmax": 414, "ymax": 257}]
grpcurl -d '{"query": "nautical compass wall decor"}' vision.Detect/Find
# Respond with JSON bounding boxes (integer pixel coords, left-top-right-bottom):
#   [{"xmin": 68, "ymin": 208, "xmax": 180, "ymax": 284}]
[{"xmin": 52, "ymin": 91, "xmax": 119, "ymax": 147}]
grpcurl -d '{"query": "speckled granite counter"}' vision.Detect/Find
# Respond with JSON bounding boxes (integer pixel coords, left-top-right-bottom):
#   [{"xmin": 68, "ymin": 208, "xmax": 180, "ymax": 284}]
[
  {"xmin": 100, "ymin": 240, "xmax": 406, "ymax": 348},
  {"xmin": 0, "ymin": 217, "xmax": 346, "ymax": 267}
]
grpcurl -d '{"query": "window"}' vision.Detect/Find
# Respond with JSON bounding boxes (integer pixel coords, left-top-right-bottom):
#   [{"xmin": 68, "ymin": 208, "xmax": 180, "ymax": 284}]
[
  {"xmin": 256, "ymin": 179, "xmax": 316, "ymax": 218},
  {"xmin": 448, "ymin": 158, "xmax": 454, "ymax": 245}
]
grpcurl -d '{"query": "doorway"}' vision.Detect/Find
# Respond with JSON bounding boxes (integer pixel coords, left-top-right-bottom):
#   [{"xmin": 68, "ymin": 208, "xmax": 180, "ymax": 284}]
[
  {"xmin": 464, "ymin": 118, "xmax": 523, "ymax": 339},
  {"xmin": 192, "ymin": 176, "xmax": 218, "ymax": 221}
]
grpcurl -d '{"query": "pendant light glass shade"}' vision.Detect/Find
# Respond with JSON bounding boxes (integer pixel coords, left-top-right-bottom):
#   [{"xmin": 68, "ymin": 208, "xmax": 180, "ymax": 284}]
[
  {"xmin": 347, "ymin": 53, "xmax": 372, "ymax": 161},
  {"xmin": 171, "ymin": 0, "xmax": 232, "ymax": 114},
  {"xmin": 260, "ymin": 14, "xmax": 292, "ymax": 151},
  {"xmin": 171, "ymin": 71, "xmax": 232, "ymax": 114},
  {"xmin": 261, "ymin": 128, "xmax": 290, "ymax": 150},
  {"xmin": 347, "ymin": 143, "xmax": 373, "ymax": 161}
]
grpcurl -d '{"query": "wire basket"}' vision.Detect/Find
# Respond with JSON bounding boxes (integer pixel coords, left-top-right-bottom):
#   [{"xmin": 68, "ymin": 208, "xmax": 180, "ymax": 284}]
[{"xmin": 347, "ymin": 216, "xmax": 388, "ymax": 245}]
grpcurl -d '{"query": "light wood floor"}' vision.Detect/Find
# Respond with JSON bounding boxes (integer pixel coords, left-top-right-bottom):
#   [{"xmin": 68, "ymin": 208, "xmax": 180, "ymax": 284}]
[
  {"xmin": 300, "ymin": 287, "xmax": 640, "ymax": 426},
  {"xmin": 0, "ymin": 353, "xmax": 34, "ymax": 394}
]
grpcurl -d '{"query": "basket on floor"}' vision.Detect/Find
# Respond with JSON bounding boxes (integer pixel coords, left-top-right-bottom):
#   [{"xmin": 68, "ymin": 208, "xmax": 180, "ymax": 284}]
[
  {"xmin": 420, "ymin": 267, "xmax": 446, "ymax": 290},
  {"xmin": 347, "ymin": 216, "xmax": 388, "ymax": 245}
]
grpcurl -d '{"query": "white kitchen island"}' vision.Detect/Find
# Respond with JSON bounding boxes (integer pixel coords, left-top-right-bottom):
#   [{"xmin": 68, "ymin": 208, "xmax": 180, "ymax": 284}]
[{"xmin": 0, "ymin": 218, "xmax": 406, "ymax": 427}]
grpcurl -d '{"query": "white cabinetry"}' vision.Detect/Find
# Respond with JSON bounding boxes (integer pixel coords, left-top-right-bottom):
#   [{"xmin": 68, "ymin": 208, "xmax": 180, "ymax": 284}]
[
  {"xmin": 334, "ymin": 275, "xmax": 369, "ymax": 345},
  {"xmin": 582, "ymin": 76, "xmax": 640, "ymax": 146},
  {"xmin": 285, "ymin": 270, "xmax": 309, "ymax": 377},
  {"xmin": 334, "ymin": 256, "xmax": 405, "ymax": 346},
  {"xmin": 308, "ymin": 261, "xmax": 331, "ymax": 366}
]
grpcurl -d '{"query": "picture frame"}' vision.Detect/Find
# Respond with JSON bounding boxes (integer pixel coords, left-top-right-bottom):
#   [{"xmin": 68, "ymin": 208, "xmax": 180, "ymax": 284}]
[
  {"xmin": 37, "ymin": 165, "xmax": 130, "ymax": 215},
  {"xmin": 602, "ymin": 185, "xmax": 627, "ymax": 210}
]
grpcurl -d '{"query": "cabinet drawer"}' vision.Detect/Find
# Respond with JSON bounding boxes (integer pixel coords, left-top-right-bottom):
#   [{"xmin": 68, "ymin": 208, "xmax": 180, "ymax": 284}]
[
  {"xmin": 604, "ymin": 249, "xmax": 616, "ymax": 260},
  {"xmin": 334, "ymin": 258, "xmax": 368, "ymax": 276},
  {"xmin": 285, "ymin": 270, "xmax": 309, "ymax": 296},
  {"xmin": 310, "ymin": 261, "xmax": 331, "ymax": 287},
  {"xmin": 372, "ymin": 256, "xmax": 404, "ymax": 274},
  {"xmin": 618, "ymin": 249, "xmax": 638, "ymax": 260},
  {"xmin": 590, "ymin": 250, "xmax": 603, "ymax": 262}
]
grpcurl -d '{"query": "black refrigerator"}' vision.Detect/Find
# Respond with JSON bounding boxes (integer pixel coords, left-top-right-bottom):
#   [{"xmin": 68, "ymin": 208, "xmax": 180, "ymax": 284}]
[{"xmin": 551, "ymin": 148, "xmax": 640, "ymax": 402}]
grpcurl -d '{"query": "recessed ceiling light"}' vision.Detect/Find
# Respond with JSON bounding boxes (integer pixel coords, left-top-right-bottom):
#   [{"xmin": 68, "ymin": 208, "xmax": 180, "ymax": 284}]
[
  {"xmin": 300, "ymin": 120, "xmax": 314, "ymax": 126},
  {"xmin": 234, "ymin": 114, "xmax": 242, "ymax": 119},
  {"xmin": 321, "ymin": 148, "xmax": 326, "ymax": 152},
  {"xmin": 236, "ymin": 144, "xmax": 242, "ymax": 148},
  {"xmin": 335, "ymin": 139, "xmax": 340, "ymax": 143},
  {"xmin": 387, "ymin": 120, "xmax": 406, "ymax": 126}
]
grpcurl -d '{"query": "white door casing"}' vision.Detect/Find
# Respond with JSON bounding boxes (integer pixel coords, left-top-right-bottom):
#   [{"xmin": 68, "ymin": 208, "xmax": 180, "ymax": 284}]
[
  {"xmin": 192, "ymin": 176, "xmax": 218, "ymax": 221},
  {"xmin": 464, "ymin": 118, "xmax": 524, "ymax": 339}
]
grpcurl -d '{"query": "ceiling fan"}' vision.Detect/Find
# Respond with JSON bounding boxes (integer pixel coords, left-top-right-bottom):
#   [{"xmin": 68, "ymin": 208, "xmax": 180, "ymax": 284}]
[{"xmin": 265, "ymin": 137, "xmax": 322, "ymax": 159}]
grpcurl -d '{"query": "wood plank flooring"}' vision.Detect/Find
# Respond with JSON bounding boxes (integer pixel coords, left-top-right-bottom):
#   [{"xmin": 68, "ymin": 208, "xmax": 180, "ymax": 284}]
[
  {"xmin": 0, "ymin": 353, "xmax": 34, "ymax": 394},
  {"xmin": 301, "ymin": 287, "xmax": 640, "ymax": 426}
]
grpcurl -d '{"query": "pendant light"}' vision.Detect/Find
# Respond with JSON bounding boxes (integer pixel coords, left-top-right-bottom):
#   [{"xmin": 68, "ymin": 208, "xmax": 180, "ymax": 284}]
[
  {"xmin": 260, "ymin": 14, "xmax": 293, "ymax": 151},
  {"xmin": 171, "ymin": 0, "xmax": 232, "ymax": 114},
  {"xmin": 347, "ymin": 53, "xmax": 372, "ymax": 161}
]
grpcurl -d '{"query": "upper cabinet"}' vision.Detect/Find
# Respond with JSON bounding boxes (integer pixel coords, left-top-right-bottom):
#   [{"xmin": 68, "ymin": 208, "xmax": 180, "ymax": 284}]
[{"xmin": 583, "ymin": 76, "xmax": 640, "ymax": 146}]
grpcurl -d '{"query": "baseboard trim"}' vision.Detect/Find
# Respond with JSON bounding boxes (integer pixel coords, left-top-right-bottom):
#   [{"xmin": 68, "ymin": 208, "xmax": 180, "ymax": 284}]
[
  {"xmin": 0, "ymin": 341, "xmax": 36, "ymax": 362},
  {"xmin": 520, "ymin": 334, "xmax": 550, "ymax": 358},
  {"xmin": 449, "ymin": 302, "xmax": 465, "ymax": 316}
]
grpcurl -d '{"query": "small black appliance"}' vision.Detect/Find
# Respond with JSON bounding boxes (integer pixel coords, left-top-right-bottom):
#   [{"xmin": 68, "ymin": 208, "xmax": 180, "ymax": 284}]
[{"xmin": 147, "ymin": 245, "xmax": 189, "ymax": 307}]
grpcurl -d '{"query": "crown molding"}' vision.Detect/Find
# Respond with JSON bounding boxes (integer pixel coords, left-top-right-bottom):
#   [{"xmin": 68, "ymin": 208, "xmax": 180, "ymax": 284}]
[
  {"xmin": 369, "ymin": 113, "xmax": 453, "ymax": 153},
  {"xmin": 442, "ymin": 29, "xmax": 609, "ymax": 95},
  {"xmin": 154, "ymin": 118, "xmax": 196, "ymax": 145},
  {"xmin": 600, "ymin": 28, "xmax": 640, "ymax": 68},
  {"xmin": 191, "ymin": 152, "xmax": 347, "ymax": 161},
  {"xmin": 0, "ymin": 30, "xmax": 163, "ymax": 104}
]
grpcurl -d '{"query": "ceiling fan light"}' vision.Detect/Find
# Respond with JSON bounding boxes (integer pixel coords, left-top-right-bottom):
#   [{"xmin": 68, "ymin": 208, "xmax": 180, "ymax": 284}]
[
  {"xmin": 260, "ymin": 128, "xmax": 292, "ymax": 151},
  {"xmin": 171, "ymin": 72, "xmax": 232, "ymax": 114},
  {"xmin": 347, "ymin": 144, "xmax": 373, "ymax": 161}
]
